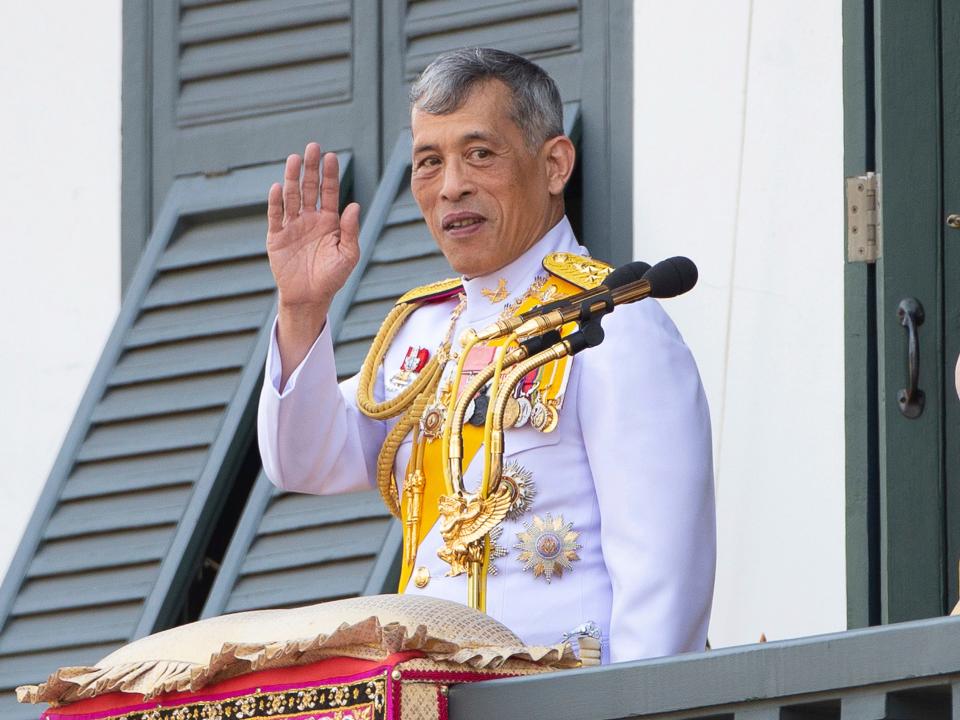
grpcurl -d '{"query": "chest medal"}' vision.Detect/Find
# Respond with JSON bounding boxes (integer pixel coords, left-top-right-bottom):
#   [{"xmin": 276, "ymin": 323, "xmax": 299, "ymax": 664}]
[{"xmin": 386, "ymin": 346, "xmax": 430, "ymax": 394}]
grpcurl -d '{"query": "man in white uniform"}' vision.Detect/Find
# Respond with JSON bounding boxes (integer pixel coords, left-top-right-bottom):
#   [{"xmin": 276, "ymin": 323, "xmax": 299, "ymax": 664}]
[{"xmin": 258, "ymin": 48, "xmax": 715, "ymax": 664}]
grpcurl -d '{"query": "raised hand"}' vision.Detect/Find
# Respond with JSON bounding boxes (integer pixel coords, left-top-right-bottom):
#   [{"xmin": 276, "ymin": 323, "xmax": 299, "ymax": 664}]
[{"xmin": 267, "ymin": 143, "xmax": 361, "ymax": 385}]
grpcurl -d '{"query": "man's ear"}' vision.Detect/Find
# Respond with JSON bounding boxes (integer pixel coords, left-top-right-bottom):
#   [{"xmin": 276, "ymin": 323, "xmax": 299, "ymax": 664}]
[{"xmin": 543, "ymin": 135, "xmax": 576, "ymax": 195}]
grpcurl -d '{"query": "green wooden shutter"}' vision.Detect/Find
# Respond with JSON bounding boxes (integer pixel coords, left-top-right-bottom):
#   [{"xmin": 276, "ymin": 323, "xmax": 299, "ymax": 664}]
[
  {"xmin": 0, "ymin": 159, "xmax": 350, "ymax": 717},
  {"xmin": 123, "ymin": 0, "xmax": 380, "ymax": 289}
]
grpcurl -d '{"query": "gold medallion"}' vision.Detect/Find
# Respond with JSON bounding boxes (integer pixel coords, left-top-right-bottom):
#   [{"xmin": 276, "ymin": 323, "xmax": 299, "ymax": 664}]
[
  {"xmin": 514, "ymin": 513, "xmax": 582, "ymax": 583},
  {"xmin": 513, "ymin": 396, "xmax": 533, "ymax": 428},
  {"xmin": 540, "ymin": 401, "xmax": 560, "ymax": 433},
  {"xmin": 530, "ymin": 400, "xmax": 548, "ymax": 431},
  {"xmin": 530, "ymin": 399, "xmax": 559, "ymax": 433},
  {"xmin": 413, "ymin": 566, "xmax": 431, "ymax": 589},
  {"xmin": 420, "ymin": 402, "xmax": 446, "ymax": 440},
  {"xmin": 503, "ymin": 397, "xmax": 521, "ymax": 428}
]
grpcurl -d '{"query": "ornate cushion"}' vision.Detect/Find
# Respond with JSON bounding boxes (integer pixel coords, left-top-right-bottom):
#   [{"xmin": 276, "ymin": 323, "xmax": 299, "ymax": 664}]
[{"xmin": 18, "ymin": 594, "xmax": 576, "ymax": 706}]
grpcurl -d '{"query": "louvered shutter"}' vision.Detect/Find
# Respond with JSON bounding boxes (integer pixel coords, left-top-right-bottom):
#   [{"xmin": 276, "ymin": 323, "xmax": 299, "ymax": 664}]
[
  {"xmin": 124, "ymin": 0, "xmax": 380, "ymax": 286},
  {"xmin": 0, "ymin": 160, "xmax": 350, "ymax": 717}
]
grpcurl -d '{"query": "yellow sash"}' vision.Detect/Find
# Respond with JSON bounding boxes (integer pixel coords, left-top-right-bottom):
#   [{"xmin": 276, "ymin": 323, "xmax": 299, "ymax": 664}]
[{"xmin": 397, "ymin": 274, "xmax": 584, "ymax": 591}]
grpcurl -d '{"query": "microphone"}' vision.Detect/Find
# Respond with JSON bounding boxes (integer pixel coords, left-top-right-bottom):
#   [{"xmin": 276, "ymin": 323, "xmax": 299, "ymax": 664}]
[
  {"xmin": 496, "ymin": 256, "xmax": 698, "ymax": 339},
  {"xmin": 604, "ymin": 259, "xmax": 653, "ymax": 289},
  {"xmin": 517, "ymin": 260, "xmax": 651, "ymax": 322},
  {"xmin": 476, "ymin": 260, "xmax": 652, "ymax": 341},
  {"xmin": 642, "ymin": 255, "xmax": 698, "ymax": 299}
]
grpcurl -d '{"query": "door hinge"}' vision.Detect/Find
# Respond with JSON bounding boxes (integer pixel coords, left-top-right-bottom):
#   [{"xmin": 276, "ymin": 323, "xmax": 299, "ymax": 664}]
[{"xmin": 846, "ymin": 172, "xmax": 881, "ymax": 263}]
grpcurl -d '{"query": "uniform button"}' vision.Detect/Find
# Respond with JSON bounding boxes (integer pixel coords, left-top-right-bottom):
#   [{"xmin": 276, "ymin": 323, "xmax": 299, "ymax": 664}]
[{"xmin": 413, "ymin": 566, "xmax": 430, "ymax": 588}]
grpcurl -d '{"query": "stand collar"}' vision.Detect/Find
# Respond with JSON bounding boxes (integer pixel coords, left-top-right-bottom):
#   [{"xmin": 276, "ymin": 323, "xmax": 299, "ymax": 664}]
[{"xmin": 460, "ymin": 216, "xmax": 584, "ymax": 322}]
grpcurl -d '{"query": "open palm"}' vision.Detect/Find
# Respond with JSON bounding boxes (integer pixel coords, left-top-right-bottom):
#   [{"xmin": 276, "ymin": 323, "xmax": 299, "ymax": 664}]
[{"xmin": 266, "ymin": 143, "xmax": 361, "ymax": 312}]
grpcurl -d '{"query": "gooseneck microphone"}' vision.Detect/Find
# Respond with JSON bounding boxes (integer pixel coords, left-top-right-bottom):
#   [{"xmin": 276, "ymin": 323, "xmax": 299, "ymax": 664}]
[
  {"xmin": 642, "ymin": 255, "xmax": 699, "ymax": 299},
  {"xmin": 477, "ymin": 256, "xmax": 698, "ymax": 341},
  {"xmin": 516, "ymin": 260, "xmax": 652, "ymax": 323},
  {"xmin": 603, "ymin": 259, "xmax": 654, "ymax": 290},
  {"xmin": 475, "ymin": 259, "xmax": 653, "ymax": 341}
]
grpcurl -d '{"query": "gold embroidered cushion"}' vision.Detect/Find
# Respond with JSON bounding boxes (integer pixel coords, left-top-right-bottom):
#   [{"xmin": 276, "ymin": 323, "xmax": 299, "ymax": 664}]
[{"xmin": 18, "ymin": 594, "xmax": 576, "ymax": 705}]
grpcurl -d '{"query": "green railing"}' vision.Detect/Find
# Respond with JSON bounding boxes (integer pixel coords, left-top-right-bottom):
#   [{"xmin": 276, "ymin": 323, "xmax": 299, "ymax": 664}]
[{"xmin": 450, "ymin": 615, "xmax": 960, "ymax": 719}]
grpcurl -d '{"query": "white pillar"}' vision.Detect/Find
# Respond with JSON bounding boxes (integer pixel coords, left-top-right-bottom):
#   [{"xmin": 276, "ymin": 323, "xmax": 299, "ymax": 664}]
[{"xmin": 634, "ymin": 0, "xmax": 846, "ymax": 646}]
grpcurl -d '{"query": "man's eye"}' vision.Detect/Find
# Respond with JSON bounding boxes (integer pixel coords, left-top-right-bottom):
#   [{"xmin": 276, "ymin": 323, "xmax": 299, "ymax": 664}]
[
  {"xmin": 416, "ymin": 157, "xmax": 440, "ymax": 169},
  {"xmin": 470, "ymin": 148, "xmax": 492, "ymax": 160}
]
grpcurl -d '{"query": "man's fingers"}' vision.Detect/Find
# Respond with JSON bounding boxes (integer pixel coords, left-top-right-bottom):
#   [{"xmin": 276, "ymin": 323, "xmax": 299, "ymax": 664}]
[
  {"xmin": 267, "ymin": 183, "xmax": 284, "ymax": 234},
  {"xmin": 340, "ymin": 202, "xmax": 361, "ymax": 263},
  {"xmin": 301, "ymin": 143, "xmax": 321, "ymax": 210},
  {"xmin": 320, "ymin": 152, "xmax": 341, "ymax": 212},
  {"xmin": 282, "ymin": 154, "xmax": 302, "ymax": 222}
]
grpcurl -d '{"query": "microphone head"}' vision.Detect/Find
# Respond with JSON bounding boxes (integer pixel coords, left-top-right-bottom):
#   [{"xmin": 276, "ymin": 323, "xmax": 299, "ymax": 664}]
[
  {"xmin": 605, "ymin": 260, "xmax": 652, "ymax": 289},
  {"xmin": 643, "ymin": 257, "xmax": 698, "ymax": 298}
]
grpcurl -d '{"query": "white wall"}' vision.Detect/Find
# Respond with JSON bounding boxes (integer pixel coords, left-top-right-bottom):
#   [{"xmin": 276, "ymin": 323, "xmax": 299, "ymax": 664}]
[
  {"xmin": 0, "ymin": 3, "xmax": 121, "ymax": 581},
  {"xmin": 634, "ymin": 1, "xmax": 846, "ymax": 647}
]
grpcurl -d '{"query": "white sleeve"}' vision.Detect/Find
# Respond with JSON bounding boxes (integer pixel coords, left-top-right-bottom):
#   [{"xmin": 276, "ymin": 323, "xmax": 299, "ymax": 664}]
[
  {"xmin": 257, "ymin": 317, "xmax": 386, "ymax": 494},
  {"xmin": 578, "ymin": 300, "xmax": 716, "ymax": 663}
]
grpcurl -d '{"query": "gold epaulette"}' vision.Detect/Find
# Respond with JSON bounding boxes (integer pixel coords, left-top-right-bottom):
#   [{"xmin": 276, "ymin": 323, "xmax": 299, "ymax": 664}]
[
  {"xmin": 395, "ymin": 277, "xmax": 463, "ymax": 305},
  {"xmin": 542, "ymin": 252, "xmax": 613, "ymax": 290}
]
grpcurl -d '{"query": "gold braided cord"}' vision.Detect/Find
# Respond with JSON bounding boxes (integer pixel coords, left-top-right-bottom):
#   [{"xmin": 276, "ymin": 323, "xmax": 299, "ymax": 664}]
[
  {"xmin": 356, "ymin": 301, "xmax": 444, "ymax": 420},
  {"xmin": 441, "ymin": 329, "xmax": 480, "ymax": 495},
  {"xmin": 374, "ymin": 377, "xmax": 438, "ymax": 518},
  {"xmin": 359, "ymin": 294, "xmax": 466, "ymax": 517},
  {"xmin": 480, "ymin": 335, "xmax": 517, "ymax": 498}
]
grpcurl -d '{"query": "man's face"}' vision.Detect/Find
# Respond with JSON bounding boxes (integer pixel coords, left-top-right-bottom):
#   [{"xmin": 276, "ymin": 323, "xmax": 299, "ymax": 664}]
[{"xmin": 410, "ymin": 80, "xmax": 562, "ymax": 278}]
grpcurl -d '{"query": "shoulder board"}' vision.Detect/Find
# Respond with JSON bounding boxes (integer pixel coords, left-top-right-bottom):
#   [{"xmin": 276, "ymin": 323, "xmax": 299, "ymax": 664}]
[
  {"xmin": 542, "ymin": 252, "xmax": 613, "ymax": 290},
  {"xmin": 395, "ymin": 277, "xmax": 463, "ymax": 305}
]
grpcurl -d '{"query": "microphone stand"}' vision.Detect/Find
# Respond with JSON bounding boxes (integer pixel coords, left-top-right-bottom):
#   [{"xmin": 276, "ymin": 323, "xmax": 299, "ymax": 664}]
[
  {"xmin": 446, "ymin": 330, "xmax": 562, "ymax": 493},
  {"xmin": 441, "ymin": 320, "xmax": 604, "ymax": 611},
  {"xmin": 439, "ymin": 335, "xmax": 542, "ymax": 612},
  {"xmin": 488, "ymin": 321, "xmax": 606, "ymax": 499},
  {"xmin": 439, "ymin": 329, "xmax": 568, "ymax": 612}
]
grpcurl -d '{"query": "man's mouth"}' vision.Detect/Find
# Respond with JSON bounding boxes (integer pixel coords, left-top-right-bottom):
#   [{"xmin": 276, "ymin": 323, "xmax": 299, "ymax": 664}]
[{"xmin": 442, "ymin": 212, "xmax": 486, "ymax": 232}]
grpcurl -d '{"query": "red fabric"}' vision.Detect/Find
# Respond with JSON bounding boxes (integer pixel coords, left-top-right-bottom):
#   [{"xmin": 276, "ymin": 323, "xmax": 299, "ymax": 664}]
[
  {"xmin": 42, "ymin": 652, "xmax": 423, "ymax": 720},
  {"xmin": 437, "ymin": 686, "xmax": 448, "ymax": 720}
]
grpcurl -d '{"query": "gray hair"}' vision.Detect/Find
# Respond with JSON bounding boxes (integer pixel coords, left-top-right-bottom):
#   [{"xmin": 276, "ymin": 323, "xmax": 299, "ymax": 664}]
[{"xmin": 410, "ymin": 48, "xmax": 564, "ymax": 152}]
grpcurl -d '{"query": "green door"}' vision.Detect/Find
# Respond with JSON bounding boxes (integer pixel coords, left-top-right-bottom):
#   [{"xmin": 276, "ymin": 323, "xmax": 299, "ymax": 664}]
[
  {"xmin": 942, "ymin": 0, "xmax": 960, "ymax": 623},
  {"xmin": 845, "ymin": 0, "xmax": 960, "ymax": 627}
]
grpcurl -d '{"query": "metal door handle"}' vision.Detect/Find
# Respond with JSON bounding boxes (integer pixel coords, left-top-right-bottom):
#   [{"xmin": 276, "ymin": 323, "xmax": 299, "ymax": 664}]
[{"xmin": 896, "ymin": 297, "xmax": 925, "ymax": 419}]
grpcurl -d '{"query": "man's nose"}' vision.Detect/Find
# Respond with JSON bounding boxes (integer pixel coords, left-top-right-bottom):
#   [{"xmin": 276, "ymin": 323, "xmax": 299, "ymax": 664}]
[{"xmin": 439, "ymin": 161, "xmax": 474, "ymax": 201}]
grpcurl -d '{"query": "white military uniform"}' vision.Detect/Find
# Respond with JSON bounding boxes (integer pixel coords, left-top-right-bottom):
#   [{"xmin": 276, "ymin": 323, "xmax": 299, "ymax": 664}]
[{"xmin": 258, "ymin": 217, "xmax": 716, "ymax": 664}]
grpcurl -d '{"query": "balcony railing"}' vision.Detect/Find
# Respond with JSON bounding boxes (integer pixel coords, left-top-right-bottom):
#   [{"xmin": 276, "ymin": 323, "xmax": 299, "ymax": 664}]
[{"xmin": 450, "ymin": 615, "xmax": 960, "ymax": 719}]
